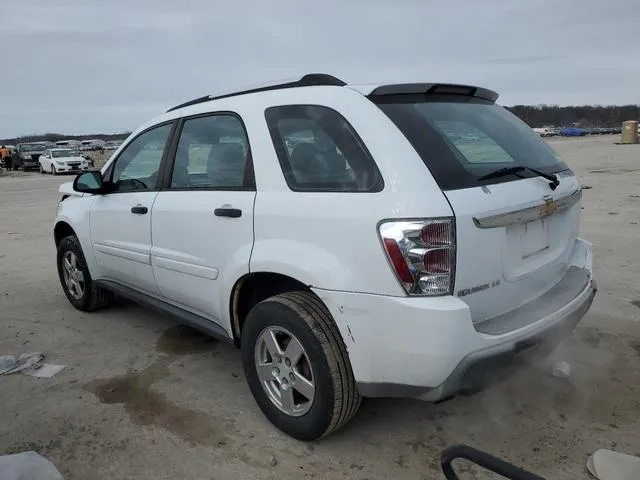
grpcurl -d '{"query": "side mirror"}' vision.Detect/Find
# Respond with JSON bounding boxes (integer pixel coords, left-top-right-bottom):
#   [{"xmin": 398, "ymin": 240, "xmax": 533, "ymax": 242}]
[{"xmin": 73, "ymin": 171, "xmax": 104, "ymax": 194}]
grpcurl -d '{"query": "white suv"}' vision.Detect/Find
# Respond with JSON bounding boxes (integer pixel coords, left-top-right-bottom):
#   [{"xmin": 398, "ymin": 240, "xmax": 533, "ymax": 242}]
[{"xmin": 53, "ymin": 74, "xmax": 596, "ymax": 440}]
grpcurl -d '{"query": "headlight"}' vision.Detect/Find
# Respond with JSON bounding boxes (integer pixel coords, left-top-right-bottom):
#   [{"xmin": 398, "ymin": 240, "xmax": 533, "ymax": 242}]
[{"xmin": 55, "ymin": 161, "xmax": 65, "ymax": 166}]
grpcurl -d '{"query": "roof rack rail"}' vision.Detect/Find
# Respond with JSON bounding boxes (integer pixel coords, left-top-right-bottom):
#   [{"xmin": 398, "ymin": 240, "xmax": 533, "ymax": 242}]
[{"xmin": 166, "ymin": 73, "xmax": 346, "ymax": 113}]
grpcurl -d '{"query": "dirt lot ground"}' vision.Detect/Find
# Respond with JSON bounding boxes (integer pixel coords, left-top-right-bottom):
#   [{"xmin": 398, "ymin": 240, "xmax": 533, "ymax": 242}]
[{"xmin": 1, "ymin": 136, "xmax": 639, "ymax": 480}]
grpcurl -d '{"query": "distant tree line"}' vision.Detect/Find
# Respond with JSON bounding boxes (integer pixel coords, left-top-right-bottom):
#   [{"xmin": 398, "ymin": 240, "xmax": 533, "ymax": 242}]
[
  {"xmin": 0, "ymin": 131, "xmax": 131, "ymax": 145},
  {"xmin": 505, "ymin": 104, "xmax": 640, "ymax": 128},
  {"xmin": 2, "ymin": 104, "xmax": 639, "ymax": 144}
]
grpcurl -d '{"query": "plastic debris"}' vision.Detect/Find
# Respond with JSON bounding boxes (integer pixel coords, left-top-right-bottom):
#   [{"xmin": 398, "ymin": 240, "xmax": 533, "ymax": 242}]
[
  {"xmin": 0, "ymin": 353, "xmax": 65, "ymax": 377},
  {"xmin": 0, "ymin": 353, "xmax": 44, "ymax": 375},
  {"xmin": 551, "ymin": 360, "xmax": 571, "ymax": 378},
  {"xmin": 587, "ymin": 448, "xmax": 640, "ymax": 479},
  {"xmin": 0, "ymin": 451, "xmax": 64, "ymax": 480},
  {"xmin": 24, "ymin": 364, "xmax": 67, "ymax": 378}
]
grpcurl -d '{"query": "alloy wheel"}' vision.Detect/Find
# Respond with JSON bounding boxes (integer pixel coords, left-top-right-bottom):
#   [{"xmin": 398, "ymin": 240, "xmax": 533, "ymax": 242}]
[
  {"xmin": 62, "ymin": 251, "xmax": 85, "ymax": 300},
  {"xmin": 254, "ymin": 326, "xmax": 315, "ymax": 417}
]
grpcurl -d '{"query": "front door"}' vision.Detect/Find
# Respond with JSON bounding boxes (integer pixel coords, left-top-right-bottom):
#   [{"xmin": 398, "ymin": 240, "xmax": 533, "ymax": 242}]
[
  {"xmin": 90, "ymin": 122, "xmax": 175, "ymax": 295},
  {"xmin": 151, "ymin": 113, "xmax": 256, "ymax": 328}
]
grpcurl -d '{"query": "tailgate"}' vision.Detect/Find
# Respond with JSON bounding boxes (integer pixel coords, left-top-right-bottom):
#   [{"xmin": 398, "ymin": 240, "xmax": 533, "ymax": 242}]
[
  {"xmin": 445, "ymin": 172, "xmax": 582, "ymax": 323},
  {"xmin": 370, "ymin": 85, "xmax": 584, "ymax": 323}
]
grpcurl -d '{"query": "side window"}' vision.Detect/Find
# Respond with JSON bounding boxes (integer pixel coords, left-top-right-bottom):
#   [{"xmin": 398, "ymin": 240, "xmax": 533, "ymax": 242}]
[
  {"xmin": 265, "ymin": 105, "xmax": 383, "ymax": 192},
  {"xmin": 109, "ymin": 123, "xmax": 173, "ymax": 192},
  {"xmin": 170, "ymin": 114, "xmax": 252, "ymax": 190}
]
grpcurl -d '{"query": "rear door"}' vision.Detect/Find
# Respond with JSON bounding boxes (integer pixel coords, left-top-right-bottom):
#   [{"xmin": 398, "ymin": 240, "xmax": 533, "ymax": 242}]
[
  {"xmin": 374, "ymin": 95, "xmax": 582, "ymax": 324},
  {"xmin": 150, "ymin": 112, "xmax": 256, "ymax": 325}
]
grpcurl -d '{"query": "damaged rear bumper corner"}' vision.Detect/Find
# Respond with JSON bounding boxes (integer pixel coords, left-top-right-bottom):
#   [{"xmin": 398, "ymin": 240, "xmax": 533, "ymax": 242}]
[{"xmin": 419, "ymin": 276, "xmax": 597, "ymax": 402}]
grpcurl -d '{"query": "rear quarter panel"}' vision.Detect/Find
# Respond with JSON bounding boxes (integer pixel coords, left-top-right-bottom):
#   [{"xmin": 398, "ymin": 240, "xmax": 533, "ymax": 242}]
[{"xmin": 226, "ymin": 87, "xmax": 454, "ymax": 295}]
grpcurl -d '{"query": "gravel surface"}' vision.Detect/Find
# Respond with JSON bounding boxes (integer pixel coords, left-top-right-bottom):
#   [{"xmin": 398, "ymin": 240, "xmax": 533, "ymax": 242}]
[{"xmin": 1, "ymin": 136, "xmax": 639, "ymax": 480}]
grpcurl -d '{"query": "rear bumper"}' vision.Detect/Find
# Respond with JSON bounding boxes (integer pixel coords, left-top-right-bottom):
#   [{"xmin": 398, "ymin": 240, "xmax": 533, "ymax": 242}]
[
  {"xmin": 314, "ymin": 238, "xmax": 595, "ymax": 400},
  {"xmin": 417, "ymin": 275, "xmax": 596, "ymax": 401}
]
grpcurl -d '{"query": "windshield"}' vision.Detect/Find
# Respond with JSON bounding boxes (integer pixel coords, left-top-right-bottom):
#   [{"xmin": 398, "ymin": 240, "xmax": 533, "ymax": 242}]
[
  {"xmin": 373, "ymin": 96, "xmax": 568, "ymax": 190},
  {"xmin": 52, "ymin": 149, "xmax": 74, "ymax": 158},
  {"xmin": 23, "ymin": 144, "xmax": 47, "ymax": 152}
]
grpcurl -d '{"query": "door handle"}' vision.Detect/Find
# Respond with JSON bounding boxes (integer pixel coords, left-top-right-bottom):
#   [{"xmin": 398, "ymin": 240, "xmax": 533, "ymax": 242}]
[
  {"xmin": 214, "ymin": 207, "xmax": 242, "ymax": 218},
  {"xmin": 131, "ymin": 205, "xmax": 148, "ymax": 214}
]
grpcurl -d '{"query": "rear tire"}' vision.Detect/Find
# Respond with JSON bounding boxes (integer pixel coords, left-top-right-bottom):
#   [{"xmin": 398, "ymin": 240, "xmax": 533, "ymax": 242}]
[
  {"xmin": 57, "ymin": 235, "xmax": 113, "ymax": 311},
  {"xmin": 241, "ymin": 291, "xmax": 361, "ymax": 441},
  {"xmin": 39, "ymin": 164, "xmax": 44, "ymax": 174}
]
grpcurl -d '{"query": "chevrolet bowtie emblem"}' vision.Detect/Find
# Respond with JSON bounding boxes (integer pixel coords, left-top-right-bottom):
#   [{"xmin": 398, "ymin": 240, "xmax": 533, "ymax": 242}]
[{"xmin": 539, "ymin": 198, "xmax": 559, "ymax": 218}]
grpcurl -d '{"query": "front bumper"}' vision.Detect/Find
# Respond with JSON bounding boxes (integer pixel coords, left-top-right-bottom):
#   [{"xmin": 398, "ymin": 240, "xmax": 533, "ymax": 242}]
[
  {"xmin": 54, "ymin": 165, "xmax": 89, "ymax": 173},
  {"xmin": 314, "ymin": 238, "xmax": 596, "ymax": 400}
]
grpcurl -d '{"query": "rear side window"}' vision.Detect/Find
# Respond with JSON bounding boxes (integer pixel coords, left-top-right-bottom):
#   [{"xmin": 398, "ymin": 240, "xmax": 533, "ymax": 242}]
[
  {"xmin": 265, "ymin": 105, "xmax": 383, "ymax": 192},
  {"xmin": 169, "ymin": 114, "xmax": 253, "ymax": 190},
  {"xmin": 373, "ymin": 96, "xmax": 568, "ymax": 191}
]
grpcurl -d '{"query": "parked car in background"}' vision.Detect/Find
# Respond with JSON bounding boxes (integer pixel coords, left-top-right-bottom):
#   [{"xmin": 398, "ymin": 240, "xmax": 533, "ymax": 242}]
[
  {"xmin": 104, "ymin": 141, "xmax": 123, "ymax": 151},
  {"xmin": 14, "ymin": 142, "xmax": 54, "ymax": 170},
  {"xmin": 560, "ymin": 127, "xmax": 587, "ymax": 137},
  {"xmin": 39, "ymin": 148, "xmax": 91, "ymax": 175},
  {"xmin": 53, "ymin": 73, "xmax": 596, "ymax": 440},
  {"xmin": 532, "ymin": 127, "xmax": 555, "ymax": 137}
]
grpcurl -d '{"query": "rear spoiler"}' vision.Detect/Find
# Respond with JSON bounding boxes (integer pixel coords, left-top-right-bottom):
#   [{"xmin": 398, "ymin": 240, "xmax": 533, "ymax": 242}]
[{"xmin": 368, "ymin": 83, "xmax": 499, "ymax": 102}]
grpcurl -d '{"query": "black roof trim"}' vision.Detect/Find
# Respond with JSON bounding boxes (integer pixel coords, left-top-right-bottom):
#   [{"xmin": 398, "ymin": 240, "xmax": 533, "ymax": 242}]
[
  {"xmin": 166, "ymin": 73, "xmax": 346, "ymax": 113},
  {"xmin": 368, "ymin": 83, "xmax": 499, "ymax": 102}
]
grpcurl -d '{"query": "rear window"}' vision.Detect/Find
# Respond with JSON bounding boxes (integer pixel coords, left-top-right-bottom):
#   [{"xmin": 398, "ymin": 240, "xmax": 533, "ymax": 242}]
[
  {"xmin": 373, "ymin": 96, "xmax": 568, "ymax": 191},
  {"xmin": 265, "ymin": 105, "xmax": 383, "ymax": 192}
]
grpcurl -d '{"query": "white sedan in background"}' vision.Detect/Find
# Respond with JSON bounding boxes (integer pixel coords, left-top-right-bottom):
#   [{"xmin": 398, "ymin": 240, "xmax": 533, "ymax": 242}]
[{"xmin": 39, "ymin": 148, "xmax": 91, "ymax": 175}]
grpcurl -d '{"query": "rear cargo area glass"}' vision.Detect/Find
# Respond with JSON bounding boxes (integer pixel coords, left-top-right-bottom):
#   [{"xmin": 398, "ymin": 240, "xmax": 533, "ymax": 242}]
[{"xmin": 373, "ymin": 96, "xmax": 569, "ymax": 191}]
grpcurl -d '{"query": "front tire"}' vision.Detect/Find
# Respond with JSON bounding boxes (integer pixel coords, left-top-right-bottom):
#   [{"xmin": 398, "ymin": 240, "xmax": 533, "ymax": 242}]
[
  {"xmin": 241, "ymin": 291, "xmax": 361, "ymax": 441},
  {"xmin": 56, "ymin": 235, "xmax": 113, "ymax": 311},
  {"xmin": 51, "ymin": 165, "xmax": 57, "ymax": 175}
]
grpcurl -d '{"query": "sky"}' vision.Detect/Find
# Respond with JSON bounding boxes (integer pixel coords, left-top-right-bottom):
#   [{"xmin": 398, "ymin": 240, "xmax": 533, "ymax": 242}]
[{"xmin": 1, "ymin": 0, "xmax": 639, "ymax": 137}]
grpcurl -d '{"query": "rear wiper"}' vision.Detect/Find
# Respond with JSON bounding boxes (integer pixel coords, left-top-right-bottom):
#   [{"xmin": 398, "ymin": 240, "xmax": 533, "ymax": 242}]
[{"xmin": 478, "ymin": 166, "xmax": 559, "ymax": 190}]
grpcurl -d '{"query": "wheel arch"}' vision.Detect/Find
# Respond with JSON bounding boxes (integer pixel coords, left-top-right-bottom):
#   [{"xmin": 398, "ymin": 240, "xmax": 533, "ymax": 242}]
[
  {"xmin": 230, "ymin": 271, "xmax": 318, "ymax": 346},
  {"xmin": 54, "ymin": 221, "xmax": 77, "ymax": 247}
]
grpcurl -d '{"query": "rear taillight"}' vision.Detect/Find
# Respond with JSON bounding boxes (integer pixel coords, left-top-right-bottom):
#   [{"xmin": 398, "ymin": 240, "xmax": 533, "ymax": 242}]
[{"xmin": 379, "ymin": 218, "xmax": 455, "ymax": 296}]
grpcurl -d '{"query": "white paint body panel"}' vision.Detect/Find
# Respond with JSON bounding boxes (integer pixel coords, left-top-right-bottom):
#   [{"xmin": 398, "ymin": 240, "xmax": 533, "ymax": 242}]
[
  {"xmin": 150, "ymin": 190, "xmax": 256, "ymax": 327},
  {"xmin": 52, "ymin": 82, "xmax": 595, "ymax": 396},
  {"xmin": 237, "ymin": 87, "xmax": 453, "ymax": 295},
  {"xmin": 90, "ymin": 192, "xmax": 160, "ymax": 295},
  {"xmin": 317, "ymin": 238, "xmax": 593, "ymax": 390},
  {"xmin": 445, "ymin": 173, "xmax": 582, "ymax": 323}
]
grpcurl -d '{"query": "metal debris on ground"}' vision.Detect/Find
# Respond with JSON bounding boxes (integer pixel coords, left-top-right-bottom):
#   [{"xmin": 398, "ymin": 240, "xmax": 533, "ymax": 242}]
[
  {"xmin": 551, "ymin": 361, "xmax": 571, "ymax": 378},
  {"xmin": 0, "ymin": 451, "xmax": 64, "ymax": 480},
  {"xmin": 0, "ymin": 353, "xmax": 65, "ymax": 377}
]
